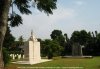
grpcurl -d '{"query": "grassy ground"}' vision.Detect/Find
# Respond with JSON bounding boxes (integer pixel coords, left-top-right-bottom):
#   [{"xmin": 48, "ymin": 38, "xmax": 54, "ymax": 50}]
[{"xmin": 6, "ymin": 57, "xmax": 100, "ymax": 69}]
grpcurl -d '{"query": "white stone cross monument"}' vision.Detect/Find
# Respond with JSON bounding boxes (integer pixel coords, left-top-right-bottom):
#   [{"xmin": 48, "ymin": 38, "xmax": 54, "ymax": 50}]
[{"xmin": 24, "ymin": 31, "xmax": 41, "ymax": 64}]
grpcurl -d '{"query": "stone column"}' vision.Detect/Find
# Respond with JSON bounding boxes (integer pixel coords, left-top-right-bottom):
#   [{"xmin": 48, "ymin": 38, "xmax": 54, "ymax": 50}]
[{"xmin": 29, "ymin": 41, "xmax": 34, "ymax": 64}]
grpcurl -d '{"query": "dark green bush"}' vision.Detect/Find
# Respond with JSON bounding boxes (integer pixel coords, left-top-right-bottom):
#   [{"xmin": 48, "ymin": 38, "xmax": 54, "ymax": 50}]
[{"xmin": 3, "ymin": 48, "xmax": 11, "ymax": 66}]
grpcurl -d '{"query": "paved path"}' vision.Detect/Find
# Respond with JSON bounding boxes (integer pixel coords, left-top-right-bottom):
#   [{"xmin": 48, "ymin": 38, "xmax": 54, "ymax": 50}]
[{"xmin": 12, "ymin": 59, "xmax": 52, "ymax": 65}]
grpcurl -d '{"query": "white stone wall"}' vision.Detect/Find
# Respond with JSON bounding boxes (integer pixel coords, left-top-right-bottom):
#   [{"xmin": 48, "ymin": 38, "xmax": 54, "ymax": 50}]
[{"xmin": 33, "ymin": 41, "xmax": 41, "ymax": 61}]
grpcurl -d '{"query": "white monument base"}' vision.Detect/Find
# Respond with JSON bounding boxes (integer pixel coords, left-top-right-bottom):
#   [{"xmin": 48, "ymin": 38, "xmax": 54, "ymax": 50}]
[
  {"xmin": 23, "ymin": 31, "xmax": 41, "ymax": 64},
  {"xmin": 12, "ymin": 59, "xmax": 52, "ymax": 65}
]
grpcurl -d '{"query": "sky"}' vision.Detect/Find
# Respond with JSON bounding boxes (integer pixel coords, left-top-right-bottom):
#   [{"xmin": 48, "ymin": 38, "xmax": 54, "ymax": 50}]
[{"xmin": 11, "ymin": 0, "xmax": 100, "ymax": 40}]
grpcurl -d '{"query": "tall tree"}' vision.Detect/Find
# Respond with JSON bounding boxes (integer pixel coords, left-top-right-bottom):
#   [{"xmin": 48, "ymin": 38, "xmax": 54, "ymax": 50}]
[
  {"xmin": 50, "ymin": 30, "xmax": 66, "ymax": 56},
  {"xmin": 64, "ymin": 33, "xmax": 69, "ymax": 42},
  {"xmin": 71, "ymin": 30, "xmax": 88, "ymax": 45},
  {"xmin": 50, "ymin": 30, "xmax": 65, "ymax": 46},
  {"xmin": 63, "ymin": 33, "xmax": 71, "ymax": 56},
  {"xmin": 3, "ymin": 26, "xmax": 15, "ymax": 50},
  {"xmin": 0, "ymin": 0, "xmax": 57, "ymax": 68},
  {"xmin": 71, "ymin": 31, "xmax": 80, "ymax": 43},
  {"xmin": 18, "ymin": 35, "xmax": 24, "ymax": 46},
  {"xmin": 70, "ymin": 30, "xmax": 89, "ymax": 56},
  {"xmin": 2, "ymin": 26, "xmax": 15, "ymax": 66},
  {"xmin": 41, "ymin": 39, "xmax": 61, "ymax": 59},
  {"xmin": 50, "ymin": 30, "xmax": 62, "ymax": 40}
]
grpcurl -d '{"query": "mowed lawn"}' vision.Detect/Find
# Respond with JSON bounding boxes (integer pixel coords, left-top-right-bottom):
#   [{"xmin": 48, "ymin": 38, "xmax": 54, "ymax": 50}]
[{"xmin": 6, "ymin": 57, "xmax": 100, "ymax": 69}]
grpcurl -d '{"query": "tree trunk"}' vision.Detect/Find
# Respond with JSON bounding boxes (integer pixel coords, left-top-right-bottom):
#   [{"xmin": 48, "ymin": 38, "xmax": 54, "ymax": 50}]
[{"xmin": 0, "ymin": 0, "xmax": 11, "ymax": 69}]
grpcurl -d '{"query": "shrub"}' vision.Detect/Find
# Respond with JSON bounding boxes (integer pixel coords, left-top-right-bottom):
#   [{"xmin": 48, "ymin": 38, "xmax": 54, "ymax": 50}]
[{"xmin": 3, "ymin": 48, "xmax": 11, "ymax": 66}]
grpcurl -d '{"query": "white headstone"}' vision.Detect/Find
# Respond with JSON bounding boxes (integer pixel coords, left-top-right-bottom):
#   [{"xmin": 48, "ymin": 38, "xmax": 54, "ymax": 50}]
[
  {"xmin": 18, "ymin": 54, "xmax": 21, "ymax": 59},
  {"xmin": 23, "ymin": 55, "xmax": 25, "ymax": 59},
  {"xmin": 12, "ymin": 54, "xmax": 15, "ymax": 60}
]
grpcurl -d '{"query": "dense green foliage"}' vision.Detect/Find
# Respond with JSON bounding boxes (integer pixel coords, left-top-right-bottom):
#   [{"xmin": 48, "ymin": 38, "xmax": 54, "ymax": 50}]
[
  {"xmin": 40, "ymin": 39, "xmax": 62, "ymax": 59},
  {"xmin": 8, "ymin": 0, "xmax": 57, "ymax": 27},
  {"xmin": 9, "ymin": 36, "xmax": 24, "ymax": 55},
  {"xmin": 2, "ymin": 26, "xmax": 14, "ymax": 66},
  {"xmin": 41, "ymin": 29, "xmax": 100, "ymax": 57},
  {"xmin": 71, "ymin": 30, "xmax": 89, "ymax": 45},
  {"xmin": 3, "ymin": 27, "xmax": 23, "ymax": 54},
  {"xmin": 3, "ymin": 26, "xmax": 15, "ymax": 50},
  {"xmin": 3, "ymin": 48, "xmax": 11, "ymax": 66},
  {"xmin": 50, "ymin": 30, "xmax": 67, "ymax": 56},
  {"xmin": 71, "ymin": 30, "xmax": 100, "ymax": 56},
  {"xmin": 3, "ymin": 27, "xmax": 24, "ymax": 66}
]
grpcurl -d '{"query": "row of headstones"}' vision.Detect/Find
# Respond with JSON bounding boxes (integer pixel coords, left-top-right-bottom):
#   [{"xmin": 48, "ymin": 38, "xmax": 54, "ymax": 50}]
[{"xmin": 10, "ymin": 54, "xmax": 24, "ymax": 60}]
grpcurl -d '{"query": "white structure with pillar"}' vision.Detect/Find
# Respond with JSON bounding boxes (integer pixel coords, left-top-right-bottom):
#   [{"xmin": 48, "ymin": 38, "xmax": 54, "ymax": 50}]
[
  {"xmin": 12, "ymin": 31, "xmax": 51, "ymax": 65},
  {"xmin": 24, "ymin": 31, "xmax": 41, "ymax": 64}
]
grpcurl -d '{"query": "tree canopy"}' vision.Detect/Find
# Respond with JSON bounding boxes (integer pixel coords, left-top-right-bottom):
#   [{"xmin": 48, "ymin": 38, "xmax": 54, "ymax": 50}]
[
  {"xmin": 0, "ymin": 0, "xmax": 58, "ymax": 68},
  {"xmin": 8, "ymin": 0, "xmax": 57, "ymax": 27}
]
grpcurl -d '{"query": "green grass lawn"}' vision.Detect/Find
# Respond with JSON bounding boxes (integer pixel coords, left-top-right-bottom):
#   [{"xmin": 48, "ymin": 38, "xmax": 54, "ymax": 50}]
[{"xmin": 7, "ymin": 57, "xmax": 100, "ymax": 69}]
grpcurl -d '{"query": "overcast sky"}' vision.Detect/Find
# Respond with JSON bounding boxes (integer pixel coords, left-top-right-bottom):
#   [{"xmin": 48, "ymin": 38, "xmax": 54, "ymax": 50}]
[{"xmin": 11, "ymin": 0, "xmax": 100, "ymax": 40}]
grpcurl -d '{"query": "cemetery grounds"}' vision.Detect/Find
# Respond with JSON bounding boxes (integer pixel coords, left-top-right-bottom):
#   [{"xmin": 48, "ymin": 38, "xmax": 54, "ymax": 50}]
[{"xmin": 5, "ymin": 56, "xmax": 100, "ymax": 69}]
